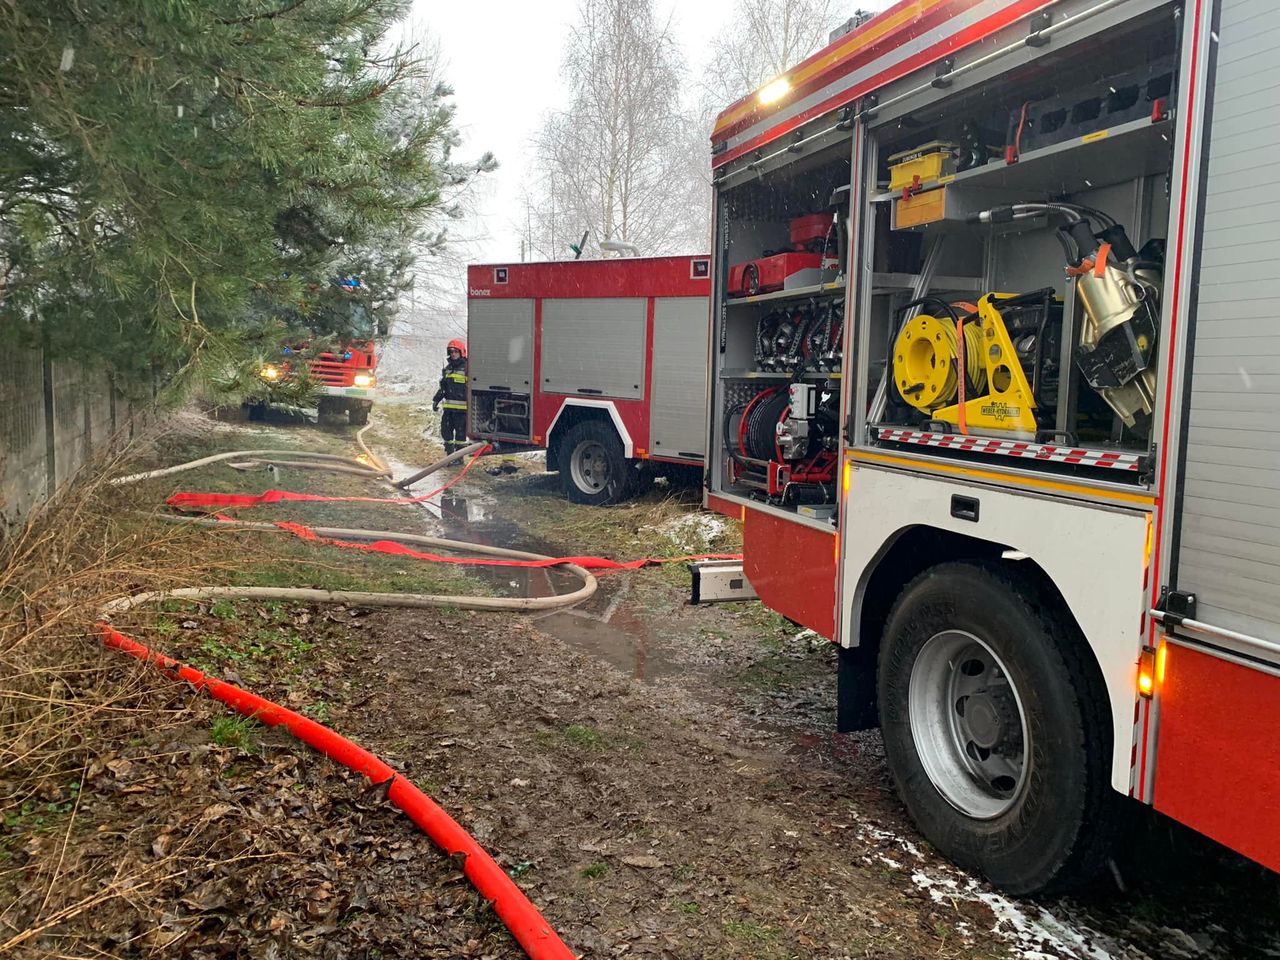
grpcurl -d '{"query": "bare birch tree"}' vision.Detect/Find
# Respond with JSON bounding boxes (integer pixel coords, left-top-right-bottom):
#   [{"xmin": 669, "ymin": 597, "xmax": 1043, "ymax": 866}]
[
  {"xmin": 699, "ymin": 0, "xmax": 856, "ymax": 111},
  {"xmin": 522, "ymin": 0, "xmax": 708, "ymax": 259}
]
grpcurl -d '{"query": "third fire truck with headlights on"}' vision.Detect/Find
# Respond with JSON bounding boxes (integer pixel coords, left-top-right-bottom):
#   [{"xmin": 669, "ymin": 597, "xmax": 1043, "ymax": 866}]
[{"xmin": 698, "ymin": 0, "xmax": 1280, "ymax": 893}]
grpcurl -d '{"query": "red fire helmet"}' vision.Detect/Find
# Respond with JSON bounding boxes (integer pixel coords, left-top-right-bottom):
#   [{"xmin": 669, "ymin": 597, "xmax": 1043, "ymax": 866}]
[{"xmin": 447, "ymin": 338, "xmax": 467, "ymax": 358}]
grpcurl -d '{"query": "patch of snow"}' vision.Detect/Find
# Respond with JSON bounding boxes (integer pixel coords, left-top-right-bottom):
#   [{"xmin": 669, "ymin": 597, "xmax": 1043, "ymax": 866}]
[
  {"xmin": 856, "ymin": 818, "xmax": 925, "ymax": 861},
  {"xmin": 911, "ymin": 871, "xmax": 1123, "ymax": 960},
  {"xmin": 850, "ymin": 806, "xmax": 1124, "ymax": 960},
  {"xmin": 658, "ymin": 512, "xmax": 728, "ymax": 548}
]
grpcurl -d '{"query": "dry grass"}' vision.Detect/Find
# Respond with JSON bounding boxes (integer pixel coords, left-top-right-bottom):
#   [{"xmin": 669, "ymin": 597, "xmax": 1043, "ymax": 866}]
[
  {"xmin": 0, "ymin": 419, "xmax": 276, "ymax": 948},
  {"xmin": 2, "ymin": 447, "xmax": 198, "ymax": 790},
  {"xmin": 0, "ymin": 408, "xmax": 497, "ymax": 951}
]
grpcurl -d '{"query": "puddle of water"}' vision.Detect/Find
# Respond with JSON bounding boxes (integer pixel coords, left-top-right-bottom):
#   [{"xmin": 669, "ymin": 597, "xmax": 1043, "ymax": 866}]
[
  {"xmin": 531, "ymin": 607, "xmax": 675, "ymax": 681},
  {"xmin": 386, "ymin": 454, "xmax": 593, "ymax": 602},
  {"xmin": 384, "ymin": 451, "xmax": 689, "ymax": 680},
  {"xmin": 529, "ymin": 573, "xmax": 690, "ymax": 682}
]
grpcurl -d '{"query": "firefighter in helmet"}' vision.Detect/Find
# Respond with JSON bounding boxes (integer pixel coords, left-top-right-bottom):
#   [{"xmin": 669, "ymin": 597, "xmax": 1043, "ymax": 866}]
[{"xmin": 432, "ymin": 339, "xmax": 469, "ymax": 454}]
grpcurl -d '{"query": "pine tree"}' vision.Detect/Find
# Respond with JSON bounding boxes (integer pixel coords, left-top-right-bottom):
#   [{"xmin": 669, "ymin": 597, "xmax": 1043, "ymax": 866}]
[{"xmin": 0, "ymin": 0, "xmax": 491, "ymax": 382}]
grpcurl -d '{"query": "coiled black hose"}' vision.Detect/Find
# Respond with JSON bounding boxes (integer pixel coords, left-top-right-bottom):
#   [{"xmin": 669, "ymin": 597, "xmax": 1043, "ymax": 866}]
[{"xmin": 742, "ymin": 389, "xmax": 790, "ymax": 461}]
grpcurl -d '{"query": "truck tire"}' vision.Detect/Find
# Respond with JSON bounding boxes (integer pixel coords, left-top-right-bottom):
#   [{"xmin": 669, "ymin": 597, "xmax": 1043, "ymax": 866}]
[
  {"xmin": 559, "ymin": 421, "xmax": 631, "ymax": 506},
  {"xmin": 246, "ymin": 402, "xmax": 266, "ymax": 422},
  {"xmin": 877, "ymin": 561, "xmax": 1117, "ymax": 895},
  {"xmin": 316, "ymin": 398, "xmax": 343, "ymax": 424},
  {"xmin": 348, "ymin": 401, "xmax": 371, "ymax": 426}
]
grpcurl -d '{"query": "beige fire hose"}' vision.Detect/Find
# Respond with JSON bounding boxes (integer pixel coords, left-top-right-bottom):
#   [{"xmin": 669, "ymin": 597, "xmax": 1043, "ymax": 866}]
[{"xmin": 107, "ymin": 429, "xmax": 596, "ymax": 616}]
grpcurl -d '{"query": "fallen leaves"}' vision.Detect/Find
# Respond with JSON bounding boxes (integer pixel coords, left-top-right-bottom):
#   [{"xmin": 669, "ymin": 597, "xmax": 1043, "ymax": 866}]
[{"xmin": 621, "ymin": 855, "xmax": 665, "ymax": 870}]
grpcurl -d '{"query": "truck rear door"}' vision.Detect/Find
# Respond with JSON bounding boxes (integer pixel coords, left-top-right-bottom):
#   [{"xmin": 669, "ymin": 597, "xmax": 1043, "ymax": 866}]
[
  {"xmin": 541, "ymin": 298, "xmax": 647, "ymax": 399},
  {"xmin": 649, "ymin": 297, "xmax": 709, "ymax": 461},
  {"xmin": 1166, "ymin": 0, "xmax": 1280, "ymax": 654},
  {"xmin": 468, "ymin": 298, "xmax": 534, "ymax": 401}
]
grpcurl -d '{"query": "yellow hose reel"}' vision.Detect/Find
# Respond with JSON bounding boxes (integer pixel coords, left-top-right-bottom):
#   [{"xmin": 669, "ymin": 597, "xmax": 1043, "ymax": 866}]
[{"xmin": 892, "ymin": 294, "xmax": 1039, "ymax": 436}]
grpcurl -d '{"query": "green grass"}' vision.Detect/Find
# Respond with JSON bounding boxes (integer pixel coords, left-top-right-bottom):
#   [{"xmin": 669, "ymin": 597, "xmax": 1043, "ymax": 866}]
[
  {"xmin": 561, "ymin": 724, "xmax": 605, "ymax": 750},
  {"xmin": 536, "ymin": 722, "xmax": 643, "ymax": 757},
  {"xmin": 579, "ymin": 862, "xmax": 608, "ymax": 879},
  {"xmin": 209, "ymin": 714, "xmax": 261, "ymax": 751},
  {"xmin": 223, "ymin": 535, "xmax": 489, "ymax": 599},
  {"xmin": 3, "ymin": 781, "xmax": 81, "ymax": 832},
  {"xmin": 723, "ymin": 918, "xmax": 777, "ymax": 944},
  {"xmin": 209, "ymin": 599, "xmax": 239, "ymax": 620},
  {"xmin": 366, "ymin": 398, "xmax": 441, "ymax": 464},
  {"xmin": 737, "ymin": 655, "xmax": 812, "ymax": 690}
]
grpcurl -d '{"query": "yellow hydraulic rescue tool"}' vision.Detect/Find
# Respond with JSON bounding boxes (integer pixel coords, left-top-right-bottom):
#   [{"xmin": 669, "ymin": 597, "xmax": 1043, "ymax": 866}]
[{"xmin": 892, "ymin": 293, "xmax": 1040, "ymax": 436}]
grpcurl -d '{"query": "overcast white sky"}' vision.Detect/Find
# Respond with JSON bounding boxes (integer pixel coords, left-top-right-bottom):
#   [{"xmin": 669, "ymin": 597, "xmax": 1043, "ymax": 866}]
[
  {"xmin": 401, "ymin": 0, "xmax": 734, "ymax": 265},
  {"xmin": 404, "ymin": 1, "xmax": 893, "ymax": 267}
]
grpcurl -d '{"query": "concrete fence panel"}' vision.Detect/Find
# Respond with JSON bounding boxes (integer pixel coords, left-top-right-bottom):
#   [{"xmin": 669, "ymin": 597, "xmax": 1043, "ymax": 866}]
[{"xmin": 0, "ymin": 348, "xmax": 157, "ymax": 529}]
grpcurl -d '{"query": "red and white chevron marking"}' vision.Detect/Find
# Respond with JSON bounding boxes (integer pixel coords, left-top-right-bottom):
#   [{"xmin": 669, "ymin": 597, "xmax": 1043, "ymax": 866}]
[{"xmin": 873, "ymin": 427, "xmax": 1145, "ymax": 471}]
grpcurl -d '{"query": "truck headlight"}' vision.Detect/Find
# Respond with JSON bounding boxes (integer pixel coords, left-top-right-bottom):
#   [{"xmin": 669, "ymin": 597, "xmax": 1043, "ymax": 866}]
[
  {"xmin": 353, "ymin": 372, "xmax": 375, "ymax": 388},
  {"xmin": 260, "ymin": 364, "xmax": 281, "ymax": 382}
]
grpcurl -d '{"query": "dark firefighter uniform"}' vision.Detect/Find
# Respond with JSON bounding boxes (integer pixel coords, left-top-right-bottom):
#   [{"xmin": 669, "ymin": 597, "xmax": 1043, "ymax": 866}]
[{"xmin": 432, "ymin": 339, "xmax": 469, "ymax": 454}]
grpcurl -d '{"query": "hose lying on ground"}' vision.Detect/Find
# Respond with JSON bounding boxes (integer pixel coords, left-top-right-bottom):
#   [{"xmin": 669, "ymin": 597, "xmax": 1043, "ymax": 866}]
[
  {"xmin": 104, "ymin": 521, "xmax": 598, "ymax": 615},
  {"xmin": 111, "ymin": 448, "xmax": 390, "ymax": 485},
  {"xmin": 394, "ymin": 440, "xmax": 487, "ymax": 489},
  {"xmin": 103, "ymin": 439, "xmax": 589, "ymax": 958},
  {"xmin": 98, "ymin": 624, "xmax": 576, "ymax": 960},
  {"xmin": 104, "ymin": 432, "xmax": 740, "ymax": 958}
]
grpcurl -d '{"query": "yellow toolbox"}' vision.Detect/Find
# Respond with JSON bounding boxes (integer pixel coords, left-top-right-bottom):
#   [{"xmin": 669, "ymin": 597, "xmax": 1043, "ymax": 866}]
[
  {"xmin": 894, "ymin": 188, "xmax": 948, "ymax": 228},
  {"xmin": 887, "ymin": 141, "xmax": 957, "ymax": 192}
]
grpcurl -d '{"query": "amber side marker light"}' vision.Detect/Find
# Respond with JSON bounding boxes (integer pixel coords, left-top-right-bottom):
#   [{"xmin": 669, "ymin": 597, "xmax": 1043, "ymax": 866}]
[{"xmin": 1138, "ymin": 644, "xmax": 1159, "ymax": 698}]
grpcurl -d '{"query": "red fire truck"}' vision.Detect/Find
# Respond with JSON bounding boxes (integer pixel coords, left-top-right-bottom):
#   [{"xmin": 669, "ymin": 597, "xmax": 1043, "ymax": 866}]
[
  {"xmin": 466, "ymin": 256, "xmax": 711, "ymax": 504},
  {"xmin": 700, "ymin": 0, "xmax": 1280, "ymax": 893},
  {"xmin": 256, "ymin": 340, "xmax": 379, "ymax": 425}
]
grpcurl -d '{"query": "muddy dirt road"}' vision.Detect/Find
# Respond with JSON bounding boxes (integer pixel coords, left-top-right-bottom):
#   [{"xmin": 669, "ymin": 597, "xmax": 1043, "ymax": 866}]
[{"xmin": 9, "ymin": 399, "xmax": 1274, "ymax": 959}]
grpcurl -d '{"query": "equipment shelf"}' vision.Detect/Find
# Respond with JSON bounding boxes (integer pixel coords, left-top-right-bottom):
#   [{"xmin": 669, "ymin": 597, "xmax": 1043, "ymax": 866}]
[
  {"xmin": 720, "ymin": 369, "xmax": 842, "ymax": 380},
  {"xmin": 726, "ymin": 281, "xmax": 845, "ymax": 306},
  {"xmin": 725, "ymin": 274, "xmax": 984, "ymax": 307},
  {"xmin": 870, "ymin": 116, "xmax": 1174, "ymax": 204},
  {"xmin": 871, "ymin": 273, "xmax": 984, "ymax": 294}
]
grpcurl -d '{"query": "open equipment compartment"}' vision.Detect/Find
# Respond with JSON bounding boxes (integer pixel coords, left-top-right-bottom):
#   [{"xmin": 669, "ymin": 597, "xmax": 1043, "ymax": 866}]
[
  {"xmin": 708, "ymin": 141, "xmax": 854, "ymax": 525},
  {"xmin": 852, "ymin": 5, "xmax": 1179, "ymax": 485}
]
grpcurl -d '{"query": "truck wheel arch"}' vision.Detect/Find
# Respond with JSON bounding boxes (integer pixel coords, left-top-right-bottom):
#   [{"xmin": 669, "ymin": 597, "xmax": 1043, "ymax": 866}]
[
  {"xmin": 546, "ymin": 399, "xmax": 634, "ymax": 460},
  {"xmin": 839, "ymin": 523, "xmax": 1109, "ymax": 753}
]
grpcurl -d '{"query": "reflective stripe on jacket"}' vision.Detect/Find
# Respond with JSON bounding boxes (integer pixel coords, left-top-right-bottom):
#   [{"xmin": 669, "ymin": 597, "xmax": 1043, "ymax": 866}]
[{"xmin": 433, "ymin": 359, "xmax": 468, "ymax": 409}]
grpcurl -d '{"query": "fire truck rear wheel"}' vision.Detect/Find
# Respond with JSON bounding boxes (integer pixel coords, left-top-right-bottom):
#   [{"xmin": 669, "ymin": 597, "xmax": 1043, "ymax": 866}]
[
  {"xmin": 878, "ymin": 561, "xmax": 1115, "ymax": 895},
  {"xmin": 560, "ymin": 421, "xmax": 630, "ymax": 506}
]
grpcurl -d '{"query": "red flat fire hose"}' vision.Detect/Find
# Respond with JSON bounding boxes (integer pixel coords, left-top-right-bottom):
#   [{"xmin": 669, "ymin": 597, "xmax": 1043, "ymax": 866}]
[
  {"xmin": 98, "ymin": 624, "xmax": 576, "ymax": 960},
  {"xmin": 166, "ymin": 439, "xmax": 488, "ymax": 511},
  {"xmin": 258, "ymin": 519, "xmax": 741, "ymax": 572}
]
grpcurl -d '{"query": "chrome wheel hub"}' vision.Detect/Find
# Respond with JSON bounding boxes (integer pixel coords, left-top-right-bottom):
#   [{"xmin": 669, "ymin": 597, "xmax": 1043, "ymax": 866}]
[
  {"xmin": 908, "ymin": 630, "xmax": 1029, "ymax": 819},
  {"xmin": 569, "ymin": 440, "xmax": 610, "ymax": 494}
]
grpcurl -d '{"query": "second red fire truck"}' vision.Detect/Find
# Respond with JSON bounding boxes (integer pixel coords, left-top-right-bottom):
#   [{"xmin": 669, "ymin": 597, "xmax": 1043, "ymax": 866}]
[{"xmin": 465, "ymin": 256, "xmax": 711, "ymax": 504}]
